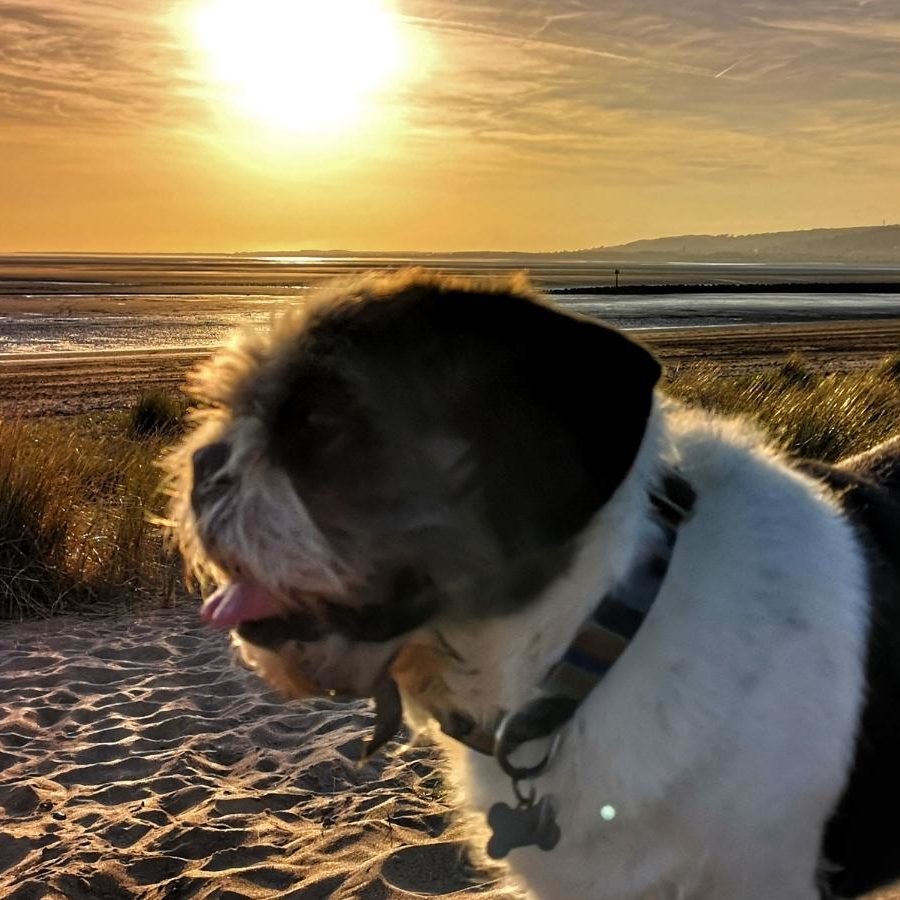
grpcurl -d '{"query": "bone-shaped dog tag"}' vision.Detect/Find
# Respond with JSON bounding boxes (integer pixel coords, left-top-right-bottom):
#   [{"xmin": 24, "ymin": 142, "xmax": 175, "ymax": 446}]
[{"xmin": 486, "ymin": 795, "xmax": 560, "ymax": 859}]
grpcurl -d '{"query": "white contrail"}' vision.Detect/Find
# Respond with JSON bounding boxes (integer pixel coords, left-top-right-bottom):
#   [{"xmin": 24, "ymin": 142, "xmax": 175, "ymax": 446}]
[{"xmin": 714, "ymin": 59, "xmax": 742, "ymax": 78}]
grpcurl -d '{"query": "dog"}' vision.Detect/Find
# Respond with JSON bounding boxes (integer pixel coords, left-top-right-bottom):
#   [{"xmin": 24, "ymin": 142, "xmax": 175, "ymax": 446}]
[{"xmin": 165, "ymin": 271, "xmax": 900, "ymax": 899}]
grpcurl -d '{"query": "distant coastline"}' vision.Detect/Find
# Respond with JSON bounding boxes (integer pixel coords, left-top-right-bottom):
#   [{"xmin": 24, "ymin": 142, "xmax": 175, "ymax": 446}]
[
  {"xmin": 236, "ymin": 224, "xmax": 900, "ymax": 265},
  {"xmin": 549, "ymin": 281, "xmax": 900, "ymax": 296}
]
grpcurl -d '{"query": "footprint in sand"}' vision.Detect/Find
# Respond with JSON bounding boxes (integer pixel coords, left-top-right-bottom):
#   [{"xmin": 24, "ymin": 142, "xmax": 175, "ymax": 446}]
[{"xmin": 381, "ymin": 841, "xmax": 491, "ymax": 895}]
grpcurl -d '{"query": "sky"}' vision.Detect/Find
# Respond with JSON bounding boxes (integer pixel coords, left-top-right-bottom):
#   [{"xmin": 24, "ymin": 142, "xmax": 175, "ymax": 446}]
[{"xmin": 1, "ymin": 0, "xmax": 899, "ymax": 252}]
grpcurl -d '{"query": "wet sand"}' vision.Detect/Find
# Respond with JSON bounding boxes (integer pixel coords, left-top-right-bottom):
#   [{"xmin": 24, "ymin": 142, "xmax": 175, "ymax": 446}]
[{"xmin": 1, "ymin": 319, "xmax": 899, "ymax": 417}]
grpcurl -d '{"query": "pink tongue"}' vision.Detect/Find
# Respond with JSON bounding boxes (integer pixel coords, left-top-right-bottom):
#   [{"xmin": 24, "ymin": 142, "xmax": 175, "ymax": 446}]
[{"xmin": 201, "ymin": 582, "xmax": 286, "ymax": 630}]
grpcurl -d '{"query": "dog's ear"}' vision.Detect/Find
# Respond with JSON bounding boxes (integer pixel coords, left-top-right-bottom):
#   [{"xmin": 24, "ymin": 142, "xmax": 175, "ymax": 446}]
[
  {"xmin": 456, "ymin": 302, "xmax": 661, "ymax": 557},
  {"xmin": 273, "ymin": 282, "xmax": 658, "ymax": 568}
]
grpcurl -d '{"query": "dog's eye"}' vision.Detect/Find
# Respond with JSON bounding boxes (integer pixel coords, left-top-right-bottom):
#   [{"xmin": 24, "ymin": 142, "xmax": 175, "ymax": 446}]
[
  {"xmin": 294, "ymin": 409, "xmax": 347, "ymax": 454},
  {"xmin": 266, "ymin": 367, "xmax": 378, "ymax": 481}
]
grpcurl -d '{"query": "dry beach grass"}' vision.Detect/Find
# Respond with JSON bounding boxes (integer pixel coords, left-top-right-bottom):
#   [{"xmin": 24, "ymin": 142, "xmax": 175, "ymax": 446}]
[
  {"xmin": 0, "ymin": 407, "xmax": 179, "ymax": 622},
  {"xmin": 2, "ymin": 351, "xmax": 898, "ymax": 623}
]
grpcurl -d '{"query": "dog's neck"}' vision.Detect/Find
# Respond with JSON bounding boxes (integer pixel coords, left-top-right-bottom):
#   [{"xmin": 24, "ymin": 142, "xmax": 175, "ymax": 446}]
[{"xmin": 397, "ymin": 396, "xmax": 679, "ymax": 739}]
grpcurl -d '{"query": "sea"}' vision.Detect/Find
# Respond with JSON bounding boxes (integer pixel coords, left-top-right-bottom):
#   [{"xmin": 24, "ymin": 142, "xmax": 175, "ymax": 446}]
[{"xmin": 1, "ymin": 254, "xmax": 899, "ymax": 355}]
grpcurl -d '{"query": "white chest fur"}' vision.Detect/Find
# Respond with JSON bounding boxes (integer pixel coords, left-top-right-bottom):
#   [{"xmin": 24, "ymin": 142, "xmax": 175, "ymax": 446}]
[{"xmin": 426, "ymin": 399, "xmax": 869, "ymax": 900}]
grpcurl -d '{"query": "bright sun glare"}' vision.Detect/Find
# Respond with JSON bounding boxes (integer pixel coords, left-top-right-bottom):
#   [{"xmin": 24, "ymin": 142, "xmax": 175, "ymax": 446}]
[{"xmin": 189, "ymin": 0, "xmax": 408, "ymax": 138}]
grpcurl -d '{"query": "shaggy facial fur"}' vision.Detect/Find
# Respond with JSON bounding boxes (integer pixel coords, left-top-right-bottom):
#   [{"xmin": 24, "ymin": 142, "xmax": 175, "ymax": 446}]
[
  {"xmin": 165, "ymin": 271, "xmax": 659, "ymax": 700},
  {"xmin": 166, "ymin": 271, "xmax": 900, "ymax": 899}
]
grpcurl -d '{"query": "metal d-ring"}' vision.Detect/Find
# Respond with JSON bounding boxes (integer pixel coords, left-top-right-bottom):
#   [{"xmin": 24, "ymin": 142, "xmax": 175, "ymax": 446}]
[{"xmin": 493, "ymin": 708, "xmax": 563, "ymax": 782}]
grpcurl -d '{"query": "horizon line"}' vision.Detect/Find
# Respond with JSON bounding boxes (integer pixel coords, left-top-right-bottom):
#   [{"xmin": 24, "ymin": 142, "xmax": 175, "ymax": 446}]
[{"xmin": 2, "ymin": 222, "xmax": 898, "ymax": 258}]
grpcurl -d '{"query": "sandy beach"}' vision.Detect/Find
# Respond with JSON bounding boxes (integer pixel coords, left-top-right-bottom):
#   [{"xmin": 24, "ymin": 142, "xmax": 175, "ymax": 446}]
[{"xmin": 0, "ymin": 604, "xmax": 521, "ymax": 899}]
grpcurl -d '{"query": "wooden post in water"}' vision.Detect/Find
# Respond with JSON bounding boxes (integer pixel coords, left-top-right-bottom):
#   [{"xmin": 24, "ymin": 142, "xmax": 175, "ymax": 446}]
[{"xmin": 615, "ymin": 268, "xmax": 620, "ymax": 289}]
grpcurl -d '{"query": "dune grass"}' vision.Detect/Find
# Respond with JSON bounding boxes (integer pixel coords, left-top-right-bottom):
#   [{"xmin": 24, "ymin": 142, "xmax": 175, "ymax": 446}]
[
  {"xmin": 128, "ymin": 389, "xmax": 190, "ymax": 440},
  {"xmin": 0, "ymin": 410, "xmax": 181, "ymax": 621},
  {"xmin": 1, "ymin": 355, "xmax": 898, "ymax": 620},
  {"xmin": 664, "ymin": 353, "xmax": 900, "ymax": 462}
]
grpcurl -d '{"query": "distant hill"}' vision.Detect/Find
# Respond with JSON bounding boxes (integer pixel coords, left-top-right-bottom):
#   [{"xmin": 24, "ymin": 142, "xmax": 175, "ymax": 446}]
[
  {"xmin": 241, "ymin": 224, "xmax": 900, "ymax": 264},
  {"xmin": 574, "ymin": 225, "xmax": 900, "ymax": 263}
]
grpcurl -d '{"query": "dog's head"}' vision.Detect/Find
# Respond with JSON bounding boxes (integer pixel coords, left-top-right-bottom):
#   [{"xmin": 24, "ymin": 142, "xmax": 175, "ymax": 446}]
[{"xmin": 165, "ymin": 271, "xmax": 660, "ymax": 709}]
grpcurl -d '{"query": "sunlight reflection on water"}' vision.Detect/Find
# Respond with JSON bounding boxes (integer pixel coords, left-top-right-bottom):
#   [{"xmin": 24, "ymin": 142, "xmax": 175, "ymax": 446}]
[
  {"xmin": 1, "ymin": 256, "xmax": 899, "ymax": 354},
  {"xmin": 5, "ymin": 294, "xmax": 900, "ymax": 354}
]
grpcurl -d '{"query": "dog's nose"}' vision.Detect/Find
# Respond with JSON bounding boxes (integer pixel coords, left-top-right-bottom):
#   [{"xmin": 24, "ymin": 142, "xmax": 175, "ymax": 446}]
[{"xmin": 192, "ymin": 441, "xmax": 230, "ymax": 486}]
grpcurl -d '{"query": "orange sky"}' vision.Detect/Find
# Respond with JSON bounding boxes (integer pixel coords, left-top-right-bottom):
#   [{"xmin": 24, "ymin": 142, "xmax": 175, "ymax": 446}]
[{"xmin": 1, "ymin": 0, "xmax": 899, "ymax": 253}]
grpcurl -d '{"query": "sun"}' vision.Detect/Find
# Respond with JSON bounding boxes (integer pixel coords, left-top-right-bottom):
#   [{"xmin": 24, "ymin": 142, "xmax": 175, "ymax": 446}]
[{"xmin": 188, "ymin": 0, "xmax": 409, "ymax": 137}]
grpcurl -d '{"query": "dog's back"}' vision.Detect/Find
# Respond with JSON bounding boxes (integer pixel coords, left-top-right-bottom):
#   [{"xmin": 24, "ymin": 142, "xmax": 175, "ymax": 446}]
[
  {"xmin": 801, "ymin": 436, "xmax": 900, "ymax": 897},
  {"xmin": 843, "ymin": 435, "xmax": 900, "ymax": 496}
]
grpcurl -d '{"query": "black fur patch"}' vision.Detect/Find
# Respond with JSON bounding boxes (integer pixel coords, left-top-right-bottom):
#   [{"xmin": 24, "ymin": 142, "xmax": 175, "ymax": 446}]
[
  {"xmin": 802, "ymin": 440, "xmax": 900, "ymax": 897},
  {"xmin": 260, "ymin": 279, "xmax": 660, "ymax": 632}
]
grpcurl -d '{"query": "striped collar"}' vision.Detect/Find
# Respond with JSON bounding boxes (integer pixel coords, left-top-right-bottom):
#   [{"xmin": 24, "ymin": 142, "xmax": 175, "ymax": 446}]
[{"xmin": 437, "ymin": 472, "xmax": 696, "ymax": 771}]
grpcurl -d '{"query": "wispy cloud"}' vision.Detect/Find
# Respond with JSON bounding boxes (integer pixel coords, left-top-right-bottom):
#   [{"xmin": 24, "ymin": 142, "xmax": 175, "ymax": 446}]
[
  {"xmin": 396, "ymin": 0, "xmax": 900, "ymax": 179},
  {"xmin": 1, "ymin": 0, "xmax": 897, "ymax": 251},
  {"xmin": 4, "ymin": 0, "xmax": 897, "ymax": 167},
  {"xmin": 0, "ymin": 1, "xmax": 199, "ymax": 133}
]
